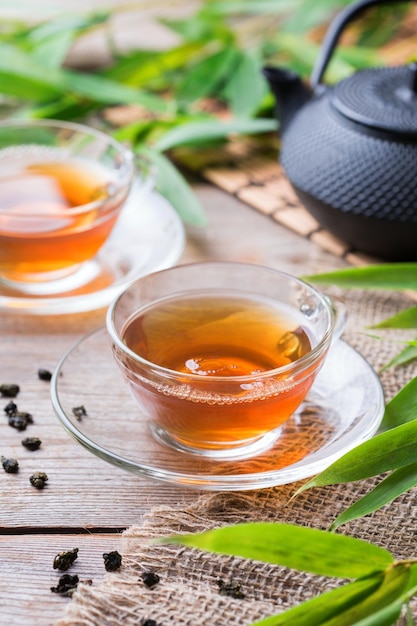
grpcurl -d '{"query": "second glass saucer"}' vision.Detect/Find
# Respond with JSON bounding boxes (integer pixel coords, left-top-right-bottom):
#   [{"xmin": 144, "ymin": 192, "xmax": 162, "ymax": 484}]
[
  {"xmin": 51, "ymin": 328, "xmax": 384, "ymax": 491},
  {"xmin": 0, "ymin": 180, "xmax": 186, "ymax": 315}
]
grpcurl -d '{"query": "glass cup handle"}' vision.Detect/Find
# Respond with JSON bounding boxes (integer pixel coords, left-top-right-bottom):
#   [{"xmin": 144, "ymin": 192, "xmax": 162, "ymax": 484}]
[{"xmin": 325, "ymin": 295, "xmax": 347, "ymax": 343}]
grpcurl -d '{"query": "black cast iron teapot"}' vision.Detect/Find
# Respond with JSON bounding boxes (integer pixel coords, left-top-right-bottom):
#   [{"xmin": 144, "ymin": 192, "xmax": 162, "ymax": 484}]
[{"xmin": 264, "ymin": 0, "xmax": 417, "ymax": 261}]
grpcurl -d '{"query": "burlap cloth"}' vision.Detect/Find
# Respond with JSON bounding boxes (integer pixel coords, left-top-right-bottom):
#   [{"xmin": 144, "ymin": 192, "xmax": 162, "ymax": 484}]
[{"xmin": 57, "ymin": 287, "xmax": 417, "ymax": 626}]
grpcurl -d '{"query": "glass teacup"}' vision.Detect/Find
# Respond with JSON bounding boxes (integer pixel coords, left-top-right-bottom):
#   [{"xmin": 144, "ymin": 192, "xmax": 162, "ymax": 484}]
[
  {"xmin": 0, "ymin": 119, "xmax": 135, "ymax": 294},
  {"xmin": 106, "ymin": 261, "xmax": 341, "ymax": 460}
]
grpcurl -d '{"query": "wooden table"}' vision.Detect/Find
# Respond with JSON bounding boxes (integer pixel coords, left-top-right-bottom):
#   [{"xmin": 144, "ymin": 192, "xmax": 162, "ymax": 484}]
[{"xmin": 0, "ymin": 178, "xmax": 347, "ymax": 624}]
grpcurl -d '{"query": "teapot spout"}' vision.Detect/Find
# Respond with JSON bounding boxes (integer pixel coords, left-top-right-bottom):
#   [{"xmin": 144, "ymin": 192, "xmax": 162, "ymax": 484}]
[{"xmin": 263, "ymin": 66, "xmax": 311, "ymax": 132}]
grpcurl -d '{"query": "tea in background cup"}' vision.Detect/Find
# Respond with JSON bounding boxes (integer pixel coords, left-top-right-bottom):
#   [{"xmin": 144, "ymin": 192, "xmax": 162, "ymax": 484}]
[
  {"xmin": 0, "ymin": 119, "xmax": 134, "ymax": 293},
  {"xmin": 107, "ymin": 262, "xmax": 339, "ymax": 460}
]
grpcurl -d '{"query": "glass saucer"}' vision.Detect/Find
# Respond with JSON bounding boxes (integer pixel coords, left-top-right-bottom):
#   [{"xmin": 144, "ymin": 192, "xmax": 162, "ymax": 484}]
[
  {"xmin": 51, "ymin": 328, "xmax": 384, "ymax": 491},
  {"xmin": 0, "ymin": 180, "xmax": 185, "ymax": 314}
]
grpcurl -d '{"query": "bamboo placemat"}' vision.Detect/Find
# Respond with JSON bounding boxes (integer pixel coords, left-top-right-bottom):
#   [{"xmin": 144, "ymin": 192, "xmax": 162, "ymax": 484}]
[{"xmin": 175, "ymin": 135, "xmax": 377, "ymax": 267}]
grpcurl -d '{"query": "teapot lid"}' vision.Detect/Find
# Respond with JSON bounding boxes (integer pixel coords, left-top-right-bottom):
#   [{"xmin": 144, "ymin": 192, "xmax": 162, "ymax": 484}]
[{"xmin": 330, "ymin": 64, "xmax": 417, "ymax": 138}]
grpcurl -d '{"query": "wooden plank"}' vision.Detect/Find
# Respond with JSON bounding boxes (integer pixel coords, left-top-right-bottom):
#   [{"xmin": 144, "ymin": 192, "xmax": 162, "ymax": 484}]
[
  {"xmin": 273, "ymin": 207, "xmax": 320, "ymax": 237},
  {"xmin": 0, "ymin": 534, "xmax": 122, "ymax": 626}
]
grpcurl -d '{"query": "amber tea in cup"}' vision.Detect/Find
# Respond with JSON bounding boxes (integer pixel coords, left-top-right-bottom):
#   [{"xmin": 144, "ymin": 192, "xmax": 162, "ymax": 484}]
[
  {"xmin": 107, "ymin": 262, "xmax": 337, "ymax": 459},
  {"xmin": 0, "ymin": 120, "xmax": 134, "ymax": 293}
]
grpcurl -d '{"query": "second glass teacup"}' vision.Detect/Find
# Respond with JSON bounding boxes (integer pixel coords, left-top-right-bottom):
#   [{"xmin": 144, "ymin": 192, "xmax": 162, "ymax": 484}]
[
  {"xmin": 107, "ymin": 262, "xmax": 341, "ymax": 460},
  {"xmin": 0, "ymin": 119, "xmax": 135, "ymax": 294}
]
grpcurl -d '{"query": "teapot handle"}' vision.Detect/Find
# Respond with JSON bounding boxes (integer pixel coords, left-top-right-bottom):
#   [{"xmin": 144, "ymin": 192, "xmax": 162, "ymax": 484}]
[{"xmin": 310, "ymin": 0, "xmax": 415, "ymax": 89}]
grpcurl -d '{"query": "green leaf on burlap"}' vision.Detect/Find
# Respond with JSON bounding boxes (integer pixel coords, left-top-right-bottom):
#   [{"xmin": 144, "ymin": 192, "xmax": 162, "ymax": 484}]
[
  {"xmin": 251, "ymin": 564, "xmax": 410, "ymax": 626},
  {"xmin": 161, "ymin": 522, "xmax": 393, "ymax": 578},
  {"xmin": 373, "ymin": 306, "xmax": 417, "ymax": 329},
  {"xmin": 381, "ymin": 341, "xmax": 417, "ymax": 371},
  {"xmin": 297, "ymin": 419, "xmax": 417, "ymax": 493},
  {"xmin": 380, "ymin": 375, "xmax": 417, "ymax": 432},
  {"xmin": 330, "ymin": 461, "xmax": 417, "ymax": 530}
]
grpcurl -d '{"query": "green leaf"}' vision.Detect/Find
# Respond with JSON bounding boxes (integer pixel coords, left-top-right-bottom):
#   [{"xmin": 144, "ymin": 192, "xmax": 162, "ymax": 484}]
[
  {"xmin": 206, "ymin": 0, "xmax": 304, "ymax": 16},
  {"xmin": 330, "ymin": 461, "xmax": 417, "ymax": 530},
  {"xmin": 154, "ymin": 117, "xmax": 277, "ymax": 152},
  {"xmin": 139, "ymin": 147, "xmax": 207, "ymax": 227},
  {"xmin": 104, "ymin": 43, "xmax": 204, "ymax": 87},
  {"xmin": 373, "ymin": 306, "xmax": 417, "ymax": 329},
  {"xmin": 222, "ymin": 49, "xmax": 268, "ymax": 117},
  {"xmin": 297, "ymin": 419, "xmax": 417, "ymax": 492},
  {"xmin": 380, "ymin": 342, "xmax": 417, "ymax": 371},
  {"xmin": 304, "ymin": 264, "xmax": 417, "ymax": 291},
  {"xmin": 251, "ymin": 576, "xmax": 383, "ymax": 626},
  {"xmin": 251, "ymin": 565, "xmax": 410, "ymax": 626},
  {"xmin": 62, "ymin": 70, "xmax": 169, "ymax": 112},
  {"xmin": 162, "ymin": 522, "xmax": 393, "ymax": 578},
  {"xmin": 380, "ymin": 376, "xmax": 417, "ymax": 432},
  {"xmin": 0, "ymin": 43, "xmax": 64, "ymax": 100},
  {"xmin": 176, "ymin": 47, "xmax": 241, "ymax": 104}
]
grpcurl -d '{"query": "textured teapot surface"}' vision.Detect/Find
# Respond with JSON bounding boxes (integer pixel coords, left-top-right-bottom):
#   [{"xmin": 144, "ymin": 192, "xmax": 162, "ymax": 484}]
[{"xmin": 266, "ymin": 0, "xmax": 417, "ymax": 261}]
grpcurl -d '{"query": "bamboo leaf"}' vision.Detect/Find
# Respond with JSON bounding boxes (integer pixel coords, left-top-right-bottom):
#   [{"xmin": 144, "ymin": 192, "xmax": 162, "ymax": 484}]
[
  {"xmin": 373, "ymin": 306, "xmax": 417, "ymax": 329},
  {"xmin": 139, "ymin": 147, "xmax": 207, "ymax": 226},
  {"xmin": 176, "ymin": 47, "xmax": 241, "ymax": 103},
  {"xmin": 251, "ymin": 576, "xmax": 383, "ymax": 626},
  {"xmin": 222, "ymin": 49, "xmax": 268, "ymax": 117},
  {"xmin": 380, "ymin": 376, "xmax": 417, "ymax": 432},
  {"xmin": 103, "ymin": 43, "xmax": 204, "ymax": 87},
  {"xmin": 154, "ymin": 118, "xmax": 277, "ymax": 152},
  {"xmin": 380, "ymin": 342, "xmax": 417, "ymax": 371},
  {"xmin": 162, "ymin": 522, "xmax": 394, "ymax": 578},
  {"xmin": 252, "ymin": 565, "xmax": 409, "ymax": 626},
  {"xmin": 297, "ymin": 419, "xmax": 417, "ymax": 493},
  {"xmin": 62, "ymin": 70, "xmax": 170, "ymax": 112},
  {"xmin": 0, "ymin": 43, "xmax": 64, "ymax": 100},
  {"xmin": 304, "ymin": 264, "xmax": 417, "ymax": 291},
  {"xmin": 330, "ymin": 461, "xmax": 417, "ymax": 530},
  {"xmin": 206, "ymin": 0, "xmax": 304, "ymax": 16}
]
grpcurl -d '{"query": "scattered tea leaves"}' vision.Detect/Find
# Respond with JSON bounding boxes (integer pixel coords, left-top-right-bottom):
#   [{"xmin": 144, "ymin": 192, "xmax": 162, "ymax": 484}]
[
  {"xmin": 38, "ymin": 368, "xmax": 52, "ymax": 381},
  {"xmin": 4, "ymin": 400, "xmax": 17, "ymax": 415},
  {"xmin": 8, "ymin": 411, "xmax": 33, "ymax": 431},
  {"xmin": 1, "ymin": 456, "xmax": 19, "ymax": 473},
  {"xmin": 161, "ymin": 522, "xmax": 393, "ymax": 578},
  {"xmin": 380, "ymin": 341, "xmax": 417, "ymax": 371},
  {"xmin": 103, "ymin": 551, "xmax": 122, "ymax": 572},
  {"xmin": 0, "ymin": 384, "xmax": 20, "ymax": 398},
  {"xmin": 140, "ymin": 571, "xmax": 160, "ymax": 587},
  {"xmin": 51, "ymin": 573, "xmax": 80, "ymax": 597},
  {"xmin": 72, "ymin": 405, "xmax": 87, "ymax": 421},
  {"xmin": 29, "ymin": 471, "xmax": 48, "ymax": 489},
  {"xmin": 217, "ymin": 579, "xmax": 245, "ymax": 599},
  {"xmin": 372, "ymin": 305, "xmax": 417, "ymax": 329},
  {"xmin": 21, "ymin": 436, "xmax": 42, "ymax": 451},
  {"xmin": 53, "ymin": 548, "xmax": 79, "ymax": 571}
]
